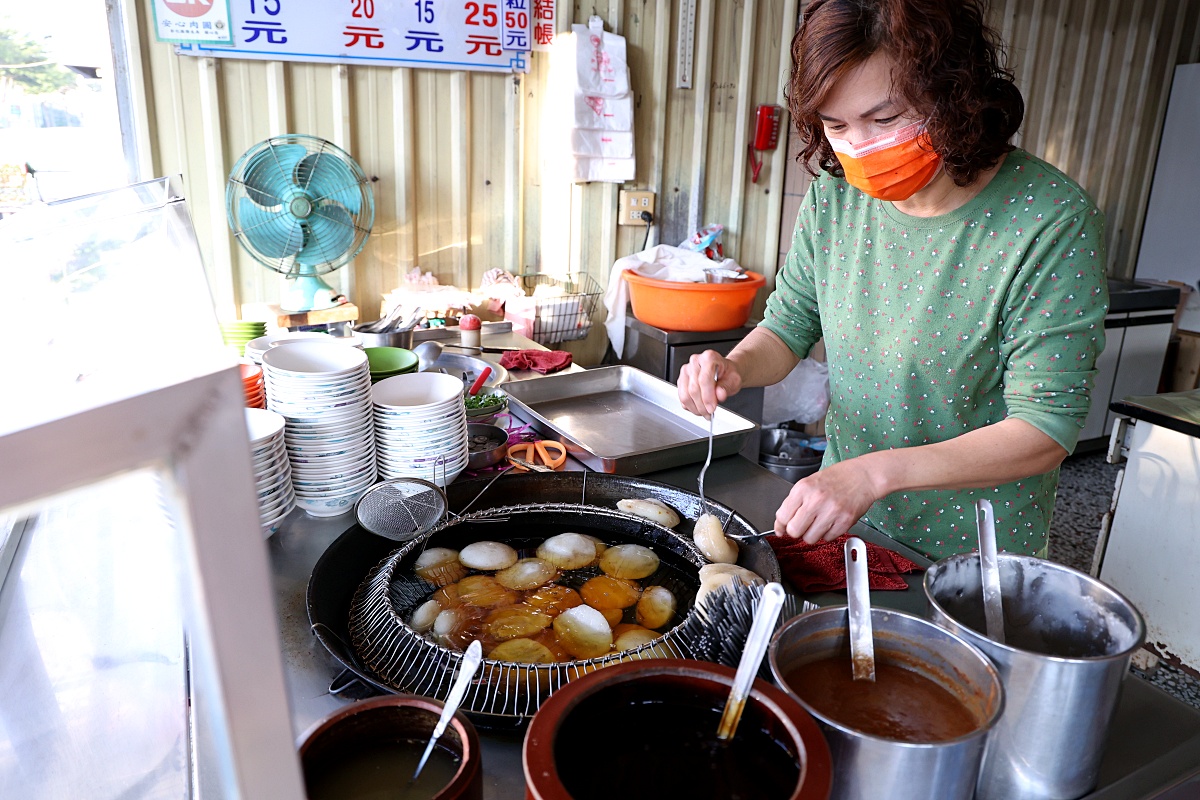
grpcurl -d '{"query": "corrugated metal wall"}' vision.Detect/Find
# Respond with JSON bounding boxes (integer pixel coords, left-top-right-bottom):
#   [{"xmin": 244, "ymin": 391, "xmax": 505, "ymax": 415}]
[{"xmin": 127, "ymin": 0, "xmax": 1199, "ymax": 360}]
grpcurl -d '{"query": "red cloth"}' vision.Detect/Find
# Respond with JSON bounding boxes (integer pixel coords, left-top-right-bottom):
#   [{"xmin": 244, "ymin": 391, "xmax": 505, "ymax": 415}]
[
  {"xmin": 767, "ymin": 533, "xmax": 922, "ymax": 592},
  {"xmin": 499, "ymin": 349, "xmax": 574, "ymax": 374}
]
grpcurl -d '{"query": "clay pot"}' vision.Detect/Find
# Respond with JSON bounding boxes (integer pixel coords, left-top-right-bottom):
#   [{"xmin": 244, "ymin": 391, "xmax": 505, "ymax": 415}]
[
  {"xmin": 522, "ymin": 658, "xmax": 832, "ymax": 800},
  {"xmin": 298, "ymin": 694, "xmax": 483, "ymax": 800}
]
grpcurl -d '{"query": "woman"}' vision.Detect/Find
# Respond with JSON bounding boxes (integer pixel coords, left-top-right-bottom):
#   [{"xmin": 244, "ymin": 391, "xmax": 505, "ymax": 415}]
[{"xmin": 677, "ymin": 0, "xmax": 1108, "ymax": 560}]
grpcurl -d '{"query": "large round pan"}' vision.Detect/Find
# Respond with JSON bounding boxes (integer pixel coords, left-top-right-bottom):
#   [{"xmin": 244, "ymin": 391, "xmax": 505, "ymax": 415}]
[{"xmin": 306, "ymin": 472, "xmax": 781, "ymax": 709}]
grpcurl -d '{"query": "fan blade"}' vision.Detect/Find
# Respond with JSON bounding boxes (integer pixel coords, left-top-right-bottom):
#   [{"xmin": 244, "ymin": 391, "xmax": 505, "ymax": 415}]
[
  {"xmin": 296, "ymin": 151, "xmax": 363, "ymax": 215},
  {"xmin": 240, "ymin": 143, "xmax": 306, "ymax": 206},
  {"xmin": 295, "ymin": 202, "xmax": 357, "ymax": 268},
  {"xmin": 237, "ymin": 197, "xmax": 304, "ymax": 260}
]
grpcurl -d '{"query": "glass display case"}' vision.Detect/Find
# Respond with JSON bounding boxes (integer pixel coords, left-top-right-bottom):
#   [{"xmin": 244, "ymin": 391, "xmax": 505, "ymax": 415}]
[{"xmin": 0, "ymin": 178, "xmax": 304, "ymax": 798}]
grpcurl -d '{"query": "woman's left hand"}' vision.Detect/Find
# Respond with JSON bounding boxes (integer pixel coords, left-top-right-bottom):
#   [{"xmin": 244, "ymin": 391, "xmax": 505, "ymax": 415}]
[{"xmin": 772, "ymin": 458, "xmax": 882, "ymax": 545}]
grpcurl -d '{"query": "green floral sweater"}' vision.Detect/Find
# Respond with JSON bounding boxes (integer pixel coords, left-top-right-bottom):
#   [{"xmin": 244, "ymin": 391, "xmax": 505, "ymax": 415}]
[{"xmin": 761, "ymin": 149, "xmax": 1108, "ymax": 559}]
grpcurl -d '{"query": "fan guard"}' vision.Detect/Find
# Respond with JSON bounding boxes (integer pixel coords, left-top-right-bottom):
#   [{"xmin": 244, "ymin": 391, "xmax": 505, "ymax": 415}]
[{"xmin": 226, "ymin": 134, "xmax": 374, "ymax": 312}]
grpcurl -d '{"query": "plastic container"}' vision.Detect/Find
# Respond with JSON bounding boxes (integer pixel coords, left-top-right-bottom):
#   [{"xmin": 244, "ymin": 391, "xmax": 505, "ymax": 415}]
[{"xmin": 623, "ymin": 269, "xmax": 766, "ymax": 331}]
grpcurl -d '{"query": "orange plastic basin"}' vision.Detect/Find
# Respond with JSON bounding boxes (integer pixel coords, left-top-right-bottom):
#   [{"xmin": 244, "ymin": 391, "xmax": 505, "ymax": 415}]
[{"xmin": 623, "ymin": 269, "xmax": 766, "ymax": 332}]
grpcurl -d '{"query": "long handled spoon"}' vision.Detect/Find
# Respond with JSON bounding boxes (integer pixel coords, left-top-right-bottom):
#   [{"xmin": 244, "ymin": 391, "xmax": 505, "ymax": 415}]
[
  {"xmin": 845, "ymin": 536, "xmax": 876, "ymax": 682},
  {"xmin": 976, "ymin": 499, "xmax": 1006, "ymax": 645},
  {"xmin": 412, "ymin": 639, "xmax": 483, "ymax": 784},
  {"xmin": 697, "ymin": 370, "xmax": 720, "ymax": 515},
  {"xmin": 716, "ymin": 582, "xmax": 787, "ymax": 741}
]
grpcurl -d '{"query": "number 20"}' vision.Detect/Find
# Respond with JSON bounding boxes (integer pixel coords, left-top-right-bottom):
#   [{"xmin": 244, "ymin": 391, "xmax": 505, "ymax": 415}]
[{"xmin": 352, "ymin": 0, "xmax": 375, "ymax": 18}]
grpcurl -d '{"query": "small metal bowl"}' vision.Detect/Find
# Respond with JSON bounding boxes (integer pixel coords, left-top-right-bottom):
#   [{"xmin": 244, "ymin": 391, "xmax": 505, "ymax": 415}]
[{"xmin": 466, "ymin": 423, "xmax": 508, "ymax": 469}]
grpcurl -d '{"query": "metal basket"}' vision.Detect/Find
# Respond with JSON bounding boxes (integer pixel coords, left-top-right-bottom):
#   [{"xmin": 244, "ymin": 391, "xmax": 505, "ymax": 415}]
[
  {"xmin": 348, "ymin": 503, "xmax": 705, "ymax": 723},
  {"xmin": 505, "ymin": 272, "xmax": 603, "ymax": 346}
]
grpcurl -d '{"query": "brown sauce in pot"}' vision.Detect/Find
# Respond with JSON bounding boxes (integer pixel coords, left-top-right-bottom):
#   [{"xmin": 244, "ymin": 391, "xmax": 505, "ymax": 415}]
[{"xmin": 784, "ymin": 656, "xmax": 978, "ymax": 743}]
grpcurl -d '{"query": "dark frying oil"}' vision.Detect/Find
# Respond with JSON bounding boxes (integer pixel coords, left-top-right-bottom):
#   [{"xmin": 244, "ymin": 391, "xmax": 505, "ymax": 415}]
[
  {"xmin": 554, "ymin": 681, "xmax": 800, "ymax": 800},
  {"xmin": 784, "ymin": 657, "xmax": 978, "ymax": 743},
  {"xmin": 304, "ymin": 738, "xmax": 461, "ymax": 800}
]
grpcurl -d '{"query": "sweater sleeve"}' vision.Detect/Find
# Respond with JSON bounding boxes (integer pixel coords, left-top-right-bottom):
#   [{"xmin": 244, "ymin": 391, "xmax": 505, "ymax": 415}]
[
  {"xmin": 758, "ymin": 182, "xmax": 824, "ymax": 359},
  {"xmin": 998, "ymin": 205, "xmax": 1108, "ymax": 453}
]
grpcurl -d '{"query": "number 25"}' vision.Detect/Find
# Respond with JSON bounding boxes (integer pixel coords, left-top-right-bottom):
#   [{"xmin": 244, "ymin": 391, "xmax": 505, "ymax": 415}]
[{"xmin": 465, "ymin": 2, "xmax": 497, "ymax": 27}]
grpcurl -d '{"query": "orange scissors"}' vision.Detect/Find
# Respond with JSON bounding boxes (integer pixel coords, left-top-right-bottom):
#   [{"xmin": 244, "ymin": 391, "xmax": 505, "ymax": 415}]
[{"xmin": 506, "ymin": 440, "xmax": 567, "ymax": 472}]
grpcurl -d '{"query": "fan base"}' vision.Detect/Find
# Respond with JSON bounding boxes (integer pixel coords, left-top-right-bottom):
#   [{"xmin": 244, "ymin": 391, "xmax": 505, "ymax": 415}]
[{"xmin": 280, "ymin": 274, "xmax": 342, "ymax": 313}]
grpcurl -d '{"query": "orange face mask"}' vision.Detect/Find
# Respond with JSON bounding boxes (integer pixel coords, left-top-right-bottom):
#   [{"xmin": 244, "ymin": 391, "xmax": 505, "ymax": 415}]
[{"xmin": 828, "ymin": 122, "xmax": 941, "ymax": 201}]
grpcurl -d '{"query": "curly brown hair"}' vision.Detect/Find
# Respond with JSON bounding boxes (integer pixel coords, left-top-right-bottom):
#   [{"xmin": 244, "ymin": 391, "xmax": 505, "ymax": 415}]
[{"xmin": 789, "ymin": 0, "xmax": 1024, "ymax": 187}]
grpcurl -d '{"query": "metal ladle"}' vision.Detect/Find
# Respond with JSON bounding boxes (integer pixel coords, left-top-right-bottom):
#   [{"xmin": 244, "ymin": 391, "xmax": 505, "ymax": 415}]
[
  {"xmin": 716, "ymin": 582, "xmax": 787, "ymax": 740},
  {"xmin": 845, "ymin": 536, "xmax": 876, "ymax": 682},
  {"xmin": 411, "ymin": 639, "xmax": 483, "ymax": 784},
  {"xmin": 976, "ymin": 498, "xmax": 1006, "ymax": 645}
]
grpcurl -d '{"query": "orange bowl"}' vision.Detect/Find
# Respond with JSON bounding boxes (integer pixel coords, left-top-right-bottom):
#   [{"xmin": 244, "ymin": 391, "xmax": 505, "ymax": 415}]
[{"xmin": 623, "ymin": 269, "xmax": 766, "ymax": 332}]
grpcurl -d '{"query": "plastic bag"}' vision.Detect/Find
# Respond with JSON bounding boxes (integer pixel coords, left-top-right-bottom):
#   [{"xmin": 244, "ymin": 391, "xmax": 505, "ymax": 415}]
[{"xmin": 762, "ymin": 358, "xmax": 830, "ymax": 426}]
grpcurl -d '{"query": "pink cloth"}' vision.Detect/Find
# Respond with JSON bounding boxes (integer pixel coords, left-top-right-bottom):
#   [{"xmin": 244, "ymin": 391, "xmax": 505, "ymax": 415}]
[{"xmin": 499, "ymin": 349, "xmax": 574, "ymax": 374}]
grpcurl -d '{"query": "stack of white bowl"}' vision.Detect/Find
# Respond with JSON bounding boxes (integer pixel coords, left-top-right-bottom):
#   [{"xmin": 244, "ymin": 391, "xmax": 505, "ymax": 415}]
[
  {"xmin": 244, "ymin": 407, "xmax": 295, "ymax": 536},
  {"xmin": 372, "ymin": 372, "xmax": 469, "ymax": 486},
  {"xmin": 245, "ymin": 331, "xmax": 334, "ymax": 364},
  {"xmin": 246, "ymin": 331, "xmax": 364, "ymax": 364},
  {"xmin": 262, "ymin": 340, "xmax": 377, "ymax": 517}
]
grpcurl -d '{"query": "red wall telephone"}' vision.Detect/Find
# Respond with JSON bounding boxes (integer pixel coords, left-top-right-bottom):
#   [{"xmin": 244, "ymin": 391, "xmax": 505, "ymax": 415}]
[
  {"xmin": 749, "ymin": 104, "xmax": 782, "ymax": 183},
  {"xmin": 754, "ymin": 104, "xmax": 782, "ymax": 151}
]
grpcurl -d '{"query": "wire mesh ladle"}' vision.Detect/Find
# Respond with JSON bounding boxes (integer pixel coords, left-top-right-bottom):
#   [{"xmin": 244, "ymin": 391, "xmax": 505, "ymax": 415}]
[{"xmin": 354, "ymin": 477, "xmax": 449, "ymax": 542}]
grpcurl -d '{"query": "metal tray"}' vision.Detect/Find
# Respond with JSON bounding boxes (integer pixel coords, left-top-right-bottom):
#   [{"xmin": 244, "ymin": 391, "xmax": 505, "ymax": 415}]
[{"xmin": 502, "ymin": 365, "xmax": 758, "ymax": 474}]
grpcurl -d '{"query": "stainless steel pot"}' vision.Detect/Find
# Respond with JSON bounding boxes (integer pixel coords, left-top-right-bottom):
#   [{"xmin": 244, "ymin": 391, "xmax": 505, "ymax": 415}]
[
  {"xmin": 352, "ymin": 326, "xmax": 415, "ymax": 349},
  {"xmin": 769, "ymin": 606, "xmax": 1004, "ymax": 800},
  {"xmin": 465, "ymin": 422, "xmax": 507, "ymax": 469},
  {"xmin": 924, "ymin": 554, "xmax": 1145, "ymax": 800}
]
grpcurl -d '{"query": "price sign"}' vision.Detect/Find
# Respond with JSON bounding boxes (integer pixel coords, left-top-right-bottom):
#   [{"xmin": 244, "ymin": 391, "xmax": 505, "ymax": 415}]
[{"xmin": 176, "ymin": 0, "xmax": 531, "ymax": 74}]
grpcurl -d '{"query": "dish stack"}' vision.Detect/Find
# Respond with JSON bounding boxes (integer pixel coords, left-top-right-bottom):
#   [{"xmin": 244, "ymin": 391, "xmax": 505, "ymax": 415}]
[
  {"xmin": 262, "ymin": 340, "xmax": 377, "ymax": 518},
  {"xmin": 364, "ymin": 346, "xmax": 419, "ymax": 383},
  {"xmin": 241, "ymin": 362, "xmax": 266, "ymax": 408},
  {"xmin": 372, "ymin": 372, "xmax": 469, "ymax": 487},
  {"xmin": 244, "ymin": 407, "xmax": 296, "ymax": 536},
  {"xmin": 220, "ymin": 320, "xmax": 268, "ymax": 357}
]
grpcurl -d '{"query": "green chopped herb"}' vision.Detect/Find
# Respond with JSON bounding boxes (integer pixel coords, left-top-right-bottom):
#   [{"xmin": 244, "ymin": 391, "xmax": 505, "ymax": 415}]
[{"xmin": 464, "ymin": 392, "xmax": 506, "ymax": 410}]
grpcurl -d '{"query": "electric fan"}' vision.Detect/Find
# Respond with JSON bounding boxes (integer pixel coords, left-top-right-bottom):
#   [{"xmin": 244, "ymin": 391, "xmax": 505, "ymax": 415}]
[{"xmin": 226, "ymin": 134, "xmax": 374, "ymax": 312}]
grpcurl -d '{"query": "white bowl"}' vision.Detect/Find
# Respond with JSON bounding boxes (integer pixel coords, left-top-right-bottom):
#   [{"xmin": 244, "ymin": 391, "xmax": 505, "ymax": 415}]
[
  {"xmin": 371, "ymin": 372, "xmax": 465, "ymax": 409},
  {"xmin": 288, "ymin": 439, "xmax": 375, "ymax": 463},
  {"xmin": 292, "ymin": 468, "xmax": 376, "ymax": 491},
  {"xmin": 244, "ymin": 407, "xmax": 287, "ymax": 446},
  {"xmin": 378, "ymin": 462, "xmax": 465, "ymax": 488},
  {"xmin": 261, "ymin": 340, "xmax": 368, "ymax": 376},
  {"xmin": 276, "ymin": 401, "xmax": 374, "ymax": 425}
]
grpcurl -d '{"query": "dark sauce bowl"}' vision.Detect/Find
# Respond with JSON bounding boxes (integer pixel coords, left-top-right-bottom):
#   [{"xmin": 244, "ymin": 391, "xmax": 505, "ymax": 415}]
[
  {"xmin": 522, "ymin": 659, "xmax": 832, "ymax": 800},
  {"xmin": 298, "ymin": 694, "xmax": 483, "ymax": 800}
]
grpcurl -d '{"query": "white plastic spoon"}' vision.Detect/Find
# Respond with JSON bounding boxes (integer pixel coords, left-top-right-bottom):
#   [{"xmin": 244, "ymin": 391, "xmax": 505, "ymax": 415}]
[
  {"xmin": 976, "ymin": 498, "xmax": 1006, "ymax": 645},
  {"xmin": 716, "ymin": 582, "xmax": 787, "ymax": 741},
  {"xmin": 411, "ymin": 639, "xmax": 483, "ymax": 784},
  {"xmin": 845, "ymin": 536, "xmax": 876, "ymax": 682}
]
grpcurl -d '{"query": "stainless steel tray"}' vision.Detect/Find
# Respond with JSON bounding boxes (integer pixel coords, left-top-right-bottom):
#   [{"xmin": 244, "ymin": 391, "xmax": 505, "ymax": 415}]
[{"xmin": 503, "ymin": 365, "xmax": 758, "ymax": 474}]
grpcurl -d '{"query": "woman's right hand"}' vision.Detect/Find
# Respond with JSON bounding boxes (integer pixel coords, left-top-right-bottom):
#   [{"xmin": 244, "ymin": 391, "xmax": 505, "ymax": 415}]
[{"xmin": 677, "ymin": 350, "xmax": 742, "ymax": 418}]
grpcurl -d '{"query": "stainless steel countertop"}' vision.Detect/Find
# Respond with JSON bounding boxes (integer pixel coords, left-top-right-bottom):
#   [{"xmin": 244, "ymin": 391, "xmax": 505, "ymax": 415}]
[{"xmin": 269, "ymin": 342, "xmax": 1200, "ymax": 798}]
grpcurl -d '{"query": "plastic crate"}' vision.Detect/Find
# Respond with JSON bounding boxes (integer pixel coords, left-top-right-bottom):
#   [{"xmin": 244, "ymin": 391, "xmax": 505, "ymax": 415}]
[{"xmin": 505, "ymin": 272, "xmax": 603, "ymax": 346}]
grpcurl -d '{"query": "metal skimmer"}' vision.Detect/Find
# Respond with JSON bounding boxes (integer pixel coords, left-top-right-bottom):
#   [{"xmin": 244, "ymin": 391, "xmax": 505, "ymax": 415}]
[
  {"xmin": 348, "ymin": 502, "xmax": 715, "ymax": 723},
  {"xmin": 354, "ymin": 477, "xmax": 448, "ymax": 542}
]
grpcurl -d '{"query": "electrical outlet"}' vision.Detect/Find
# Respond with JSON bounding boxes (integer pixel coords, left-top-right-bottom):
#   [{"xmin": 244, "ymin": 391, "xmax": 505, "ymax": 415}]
[{"xmin": 617, "ymin": 190, "xmax": 656, "ymax": 226}]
